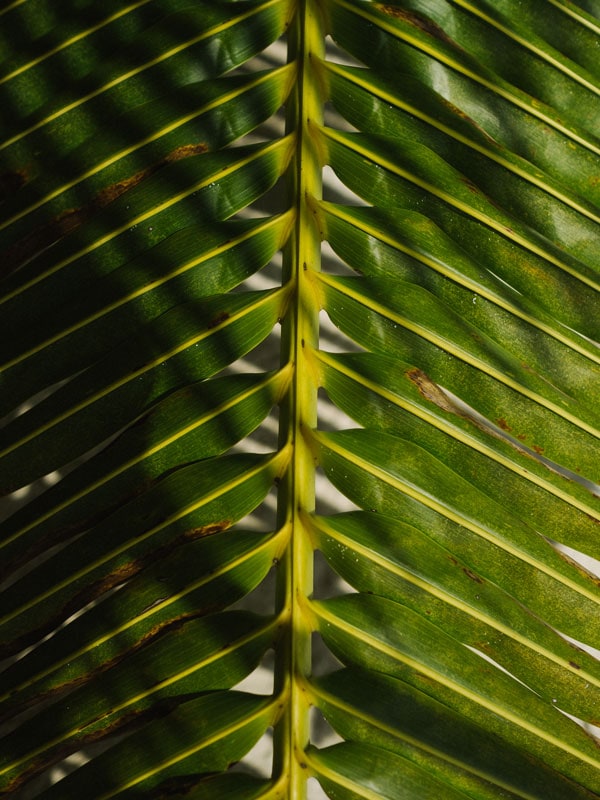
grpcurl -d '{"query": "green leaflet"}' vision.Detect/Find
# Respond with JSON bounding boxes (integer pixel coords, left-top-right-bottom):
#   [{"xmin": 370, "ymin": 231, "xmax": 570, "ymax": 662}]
[{"xmin": 310, "ymin": 674, "xmax": 599, "ymax": 800}]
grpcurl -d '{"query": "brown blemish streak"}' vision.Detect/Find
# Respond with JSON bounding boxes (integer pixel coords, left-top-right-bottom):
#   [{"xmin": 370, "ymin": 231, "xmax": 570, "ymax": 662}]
[
  {"xmin": 375, "ymin": 5, "xmax": 455, "ymax": 46},
  {"xmin": 0, "ymin": 600, "xmax": 219, "ymax": 728},
  {"xmin": 462, "ymin": 567, "xmax": 484, "ymax": 584},
  {"xmin": 0, "ymin": 475, "xmax": 159, "ymax": 581},
  {"xmin": 0, "ymin": 142, "xmax": 208, "ymax": 278},
  {"xmin": 439, "ymin": 97, "xmax": 498, "ymax": 144},
  {"xmin": 408, "ymin": 367, "xmax": 507, "ymax": 442},
  {"xmin": 0, "ymin": 520, "xmax": 229, "ymax": 663},
  {"xmin": 406, "ymin": 368, "xmax": 583, "ymax": 488},
  {"xmin": 3, "ymin": 696, "xmax": 184, "ymax": 796},
  {"xmin": 460, "ymin": 176, "xmax": 481, "ymax": 195},
  {"xmin": 448, "ymin": 554, "xmax": 484, "ymax": 584},
  {"xmin": 183, "ymin": 521, "xmax": 230, "ymax": 539}
]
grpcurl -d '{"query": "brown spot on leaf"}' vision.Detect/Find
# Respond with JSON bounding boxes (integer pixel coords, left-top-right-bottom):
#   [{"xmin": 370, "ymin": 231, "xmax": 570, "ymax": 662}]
[
  {"xmin": 569, "ymin": 661, "xmax": 581, "ymax": 670},
  {"xmin": 0, "ymin": 473, "xmax": 163, "ymax": 582},
  {"xmin": 206, "ymin": 311, "xmax": 230, "ymax": 330},
  {"xmin": 0, "ymin": 607, "xmax": 206, "ymax": 729},
  {"xmin": 496, "ymin": 418, "xmax": 511, "ymax": 431},
  {"xmin": 557, "ymin": 550, "xmax": 600, "ymax": 588},
  {"xmin": 184, "ymin": 520, "xmax": 230, "ymax": 539},
  {"xmin": 532, "ymin": 444, "xmax": 544, "ymax": 455},
  {"xmin": 462, "ymin": 567, "xmax": 484, "ymax": 584},
  {"xmin": 165, "ymin": 142, "xmax": 209, "ymax": 162}
]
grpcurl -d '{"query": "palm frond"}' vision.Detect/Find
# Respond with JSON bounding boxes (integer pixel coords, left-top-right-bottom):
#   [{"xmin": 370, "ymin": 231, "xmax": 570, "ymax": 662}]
[{"xmin": 1, "ymin": 0, "xmax": 599, "ymax": 798}]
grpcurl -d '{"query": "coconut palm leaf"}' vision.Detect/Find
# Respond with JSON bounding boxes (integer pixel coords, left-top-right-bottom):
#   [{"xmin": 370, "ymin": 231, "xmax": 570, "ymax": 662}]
[{"xmin": 1, "ymin": 0, "xmax": 599, "ymax": 798}]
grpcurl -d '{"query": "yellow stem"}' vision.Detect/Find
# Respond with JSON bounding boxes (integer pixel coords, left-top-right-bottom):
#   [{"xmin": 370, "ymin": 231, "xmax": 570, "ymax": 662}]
[{"xmin": 273, "ymin": 1, "xmax": 324, "ymax": 797}]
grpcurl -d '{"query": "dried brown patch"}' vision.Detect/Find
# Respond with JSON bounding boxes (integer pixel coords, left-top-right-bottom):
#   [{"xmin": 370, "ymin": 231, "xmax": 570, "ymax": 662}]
[
  {"xmin": 0, "ymin": 518, "xmax": 229, "ymax": 663},
  {"xmin": 165, "ymin": 143, "xmax": 208, "ymax": 162},
  {"xmin": 557, "ymin": 549, "xmax": 600, "ymax": 588},
  {"xmin": 0, "ymin": 477, "xmax": 159, "ymax": 582},
  {"xmin": 3, "ymin": 695, "xmax": 184, "ymax": 796},
  {"xmin": 0, "ymin": 604, "xmax": 213, "ymax": 730},
  {"xmin": 496, "ymin": 418, "xmax": 511, "ymax": 431},
  {"xmin": 0, "ymin": 141, "xmax": 208, "ymax": 278},
  {"xmin": 406, "ymin": 367, "xmax": 457, "ymax": 414}
]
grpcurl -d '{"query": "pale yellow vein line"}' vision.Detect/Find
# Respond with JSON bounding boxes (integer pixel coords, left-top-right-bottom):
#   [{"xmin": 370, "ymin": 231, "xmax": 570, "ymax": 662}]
[
  {"xmin": 321, "ymin": 126, "xmax": 600, "ymax": 293},
  {"xmin": 314, "ymin": 350, "xmax": 600, "ymax": 521},
  {"xmin": 0, "ymin": 366, "xmax": 291, "ymax": 553},
  {"xmin": 0, "ymin": 615, "xmax": 282, "ymax": 778},
  {"xmin": 0, "ymin": 523, "xmax": 290, "ymax": 703},
  {"xmin": 312, "ymin": 430, "xmax": 600, "ymax": 605},
  {"xmin": 310, "ymin": 600, "xmax": 600, "ymax": 771},
  {"xmin": 98, "ymin": 696, "xmax": 281, "ymax": 799},
  {"xmin": 319, "ymin": 201, "xmax": 600, "ymax": 364},
  {"xmin": 0, "ymin": 288, "xmax": 287, "ymax": 461},
  {"xmin": 0, "ymin": 66, "xmax": 294, "ymax": 234},
  {"xmin": 317, "ymin": 272, "xmax": 600, "ymax": 438},
  {"xmin": 305, "ymin": 682, "xmax": 549, "ymax": 800},
  {"xmin": 0, "ymin": 135, "xmax": 294, "ymax": 307},
  {"xmin": 0, "ymin": 0, "xmax": 281, "ymax": 152},
  {"xmin": 451, "ymin": 0, "xmax": 600, "ymax": 95},
  {"xmin": 331, "ymin": 0, "xmax": 600, "ymax": 157},
  {"xmin": 0, "ymin": 0, "xmax": 29, "ymax": 18},
  {"xmin": 0, "ymin": 0, "xmax": 155, "ymax": 85},
  {"xmin": 547, "ymin": 0, "xmax": 600, "ymax": 33},
  {"xmin": 324, "ymin": 61, "xmax": 600, "ymax": 225},
  {"xmin": 0, "ymin": 450, "xmax": 288, "ymax": 629},
  {"xmin": 313, "ymin": 514, "xmax": 600, "ymax": 689},
  {"xmin": 2, "ymin": 213, "xmax": 290, "ymax": 372}
]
